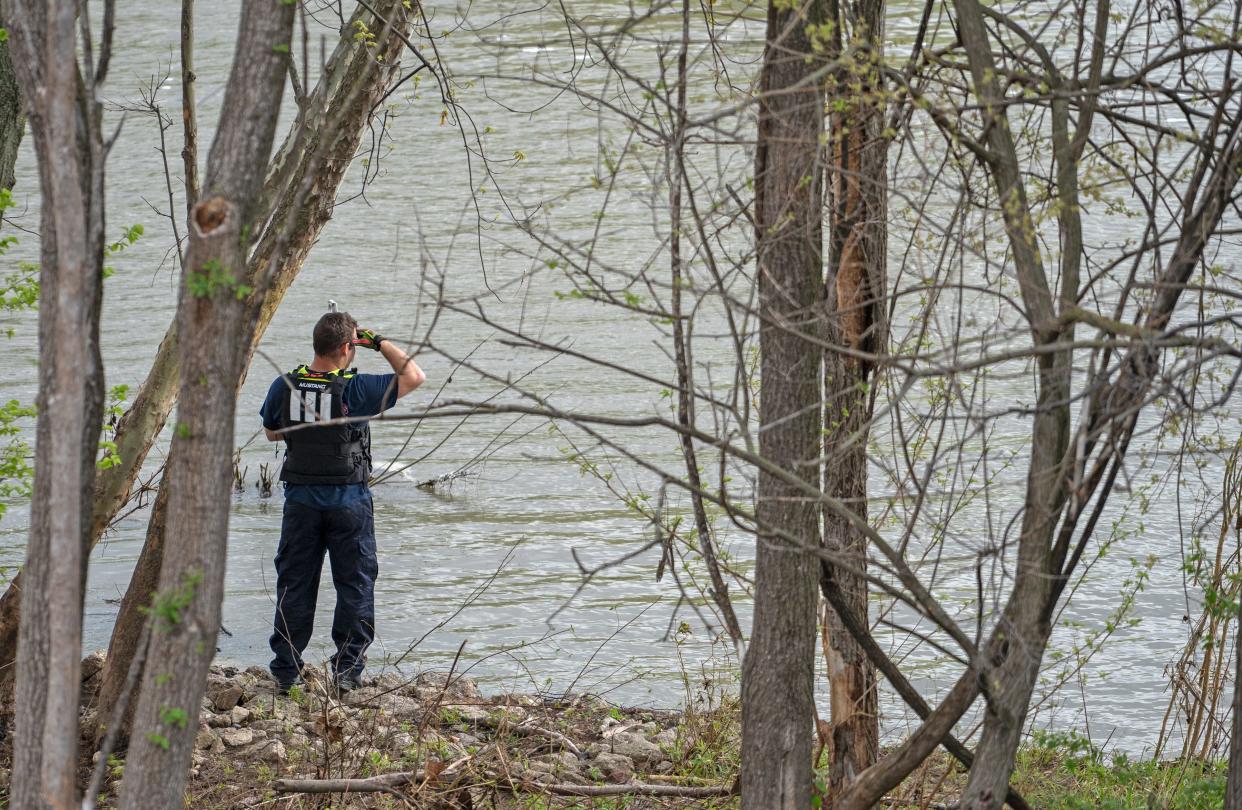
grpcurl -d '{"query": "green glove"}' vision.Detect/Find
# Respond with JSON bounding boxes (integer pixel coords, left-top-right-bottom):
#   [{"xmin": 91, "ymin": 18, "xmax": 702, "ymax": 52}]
[{"xmin": 355, "ymin": 327, "xmax": 386, "ymax": 351}]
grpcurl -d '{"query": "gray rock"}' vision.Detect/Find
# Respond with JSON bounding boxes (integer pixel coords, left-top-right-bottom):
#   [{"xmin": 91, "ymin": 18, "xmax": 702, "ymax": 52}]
[
  {"xmin": 372, "ymin": 671, "xmax": 407, "ymax": 693},
  {"xmin": 230, "ymin": 706, "xmax": 251, "ymax": 725},
  {"xmin": 80, "ymin": 651, "xmax": 106, "ymax": 683},
  {"xmin": 441, "ymin": 703, "xmax": 490, "ymax": 724},
  {"xmin": 345, "ymin": 686, "xmax": 382, "ymax": 704},
  {"xmin": 607, "ymin": 731, "xmax": 666, "ymax": 763},
  {"xmin": 209, "ymin": 683, "xmax": 246, "ymax": 712},
  {"xmin": 243, "ymin": 739, "xmax": 287, "ymax": 765},
  {"xmin": 414, "ymin": 671, "xmax": 481, "ymax": 703},
  {"xmin": 195, "ymin": 728, "xmax": 218, "ymax": 751},
  {"xmin": 250, "ymin": 719, "xmax": 289, "ymax": 734},
  {"xmin": 221, "ymin": 728, "xmax": 255, "ymax": 748},
  {"xmin": 600, "ymin": 718, "xmax": 639, "ymax": 738},
  {"xmin": 497, "ymin": 692, "xmax": 540, "ymax": 708},
  {"xmin": 524, "ymin": 770, "xmax": 559, "ymax": 785},
  {"xmin": 526, "ymin": 755, "xmax": 590, "ymax": 786},
  {"xmin": 204, "ymin": 712, "xmax": 231, "ymax": 729},
  {"xmin": 591, "ymin": 751, "xmax": 635, "ymax": 783},
  {"xmin": 234, "ymin": 672, "xmax": 260, "ymax": 691},
  {"xmin": 531, "ymin": 751, "xmax": 582, "ymax": 774},
  {"xmin": 382, "ymin": 695, "xmax": 421, "ymax": 718},
  {"xmin": 653, "ymin": 727, "xmax": 678, "ymax": 748}
]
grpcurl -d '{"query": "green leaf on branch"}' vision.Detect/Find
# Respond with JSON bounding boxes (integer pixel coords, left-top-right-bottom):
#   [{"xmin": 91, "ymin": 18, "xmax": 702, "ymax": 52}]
[
  {"xmin": 158, "ymin": 705, "xmax": 189, "ymax": 730},
  {"xmin": 1, "ymin": 262, "xmax": 39, "ymax": 311},
  {"xmin": 0, "ymin": 399, "xmax": 36, "ymax": 520},
  {"xmin": 145, "ymin": 570, "xmax": 204, "ymax": 631},
  {"xmin": 97, "ymin": 440, "xmax": 121, "ymax": 470},
  {"xmin": 187, "ymin": 259, "xmax": 249, "ymax": 300}
]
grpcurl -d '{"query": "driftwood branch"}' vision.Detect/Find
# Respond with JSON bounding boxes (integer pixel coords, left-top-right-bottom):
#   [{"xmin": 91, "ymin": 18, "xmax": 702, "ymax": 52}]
[
  {"xmin": 274, "ymin": 770, "xmax": 736, "ymax": 799},
  {"xmin": 512, "ymin": 781, "xmax": 735, "ymax": 798},
  {"xmin": 510, "ymin": 721, "xmax": 584, "ymax": 760},
  {"xmin": 275, "ymin": 770, "xmax": 420, "ymax": 795}
]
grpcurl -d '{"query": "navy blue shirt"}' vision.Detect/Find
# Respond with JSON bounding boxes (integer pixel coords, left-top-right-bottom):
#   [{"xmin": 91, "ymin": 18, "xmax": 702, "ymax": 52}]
[{"xmin": 261, "ymin": 370, "xmax": 398, "ymax": 508}]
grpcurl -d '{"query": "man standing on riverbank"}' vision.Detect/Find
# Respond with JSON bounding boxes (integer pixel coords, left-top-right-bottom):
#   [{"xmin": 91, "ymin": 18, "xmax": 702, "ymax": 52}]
[{"xmin": 260, "ymin": 310, "xmax": 426, "ymax": 693}]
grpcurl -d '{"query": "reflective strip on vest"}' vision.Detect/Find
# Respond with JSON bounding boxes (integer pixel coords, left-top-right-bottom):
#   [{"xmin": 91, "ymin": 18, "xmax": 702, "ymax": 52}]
[{"xmin": 288, "ymin": 389, "xmax": 334, "ymax": 424}]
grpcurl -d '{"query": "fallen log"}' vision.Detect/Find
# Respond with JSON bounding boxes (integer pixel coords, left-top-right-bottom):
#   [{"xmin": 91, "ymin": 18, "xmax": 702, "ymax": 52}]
[
  {"xmin": 515, "ymin": 782, "xmax": 736, "ymax": 798},
  {"xmin": 274, "ymin": 770, "xmax": 420, "ymax": 795},
  {"xmin": 274, "ymin": 770, "xmax": 736, "ymax": 799}
]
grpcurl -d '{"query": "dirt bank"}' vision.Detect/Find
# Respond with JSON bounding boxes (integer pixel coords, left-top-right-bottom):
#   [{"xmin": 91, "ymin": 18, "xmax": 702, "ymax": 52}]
[{"xmin": 1, "ymin": 654, "xmax": 739, "ymax": 809}]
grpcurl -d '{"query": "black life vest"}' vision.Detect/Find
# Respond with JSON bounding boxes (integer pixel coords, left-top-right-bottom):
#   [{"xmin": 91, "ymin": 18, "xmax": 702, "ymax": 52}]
[{"xmin": 275, "ymin": 365, "xmax": 371, "ymax": 486}]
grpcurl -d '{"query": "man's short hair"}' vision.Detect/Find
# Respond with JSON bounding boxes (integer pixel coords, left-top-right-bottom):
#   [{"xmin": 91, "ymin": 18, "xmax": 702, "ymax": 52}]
[{"xmin": 313, "ymin": 312, "xmax": 358, "ymax": 357}]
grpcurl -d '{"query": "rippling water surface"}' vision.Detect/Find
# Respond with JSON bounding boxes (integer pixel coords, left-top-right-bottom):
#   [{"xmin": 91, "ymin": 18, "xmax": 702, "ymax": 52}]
[{"xmin": 0, "ymin": 0, "xmax": 1236, "ymax": 755}]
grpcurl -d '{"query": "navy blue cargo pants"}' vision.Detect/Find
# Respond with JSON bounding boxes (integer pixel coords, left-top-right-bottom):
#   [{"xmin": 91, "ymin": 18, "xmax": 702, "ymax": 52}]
[{"xmin": 269, "ymin": 496, "xmax": 377, "ymax": 683}]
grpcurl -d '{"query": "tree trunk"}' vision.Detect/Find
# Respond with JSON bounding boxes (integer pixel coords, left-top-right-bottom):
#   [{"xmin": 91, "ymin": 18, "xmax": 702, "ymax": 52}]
[
  {"xmin": 91, "ymin": 479, "xmax": 169, "ymax": 748},
  {"xmin": 1228, "ymin": 569, "xmax": 1242, "ymax": 809},
  {"xmin": 821, "ymin": 0, "xmax": 886, "ymax": 795},
  {"xmin": 117, "ymin": 3, "xmax": 295, "ymax": 805},
  {"xmin": 740, "ymin": 2, "xmax": 828, "ymax": 807},
  {"xmin": 90, "ymin": 0, "xmax": 411, "ymax": 747},
  {"xmin": 951, "ymin": 0, "xmax": 1071, "ymax": 802},
  {"xmin": 6, "ymin": 0, "xmax": 107, "ymax": 806},
  {"xmin": 0, "ymin": 2, "xmax": 23, "ymax": 194},
  {"xmin": 0, "ymin": 0, "xmax": 31, "ymax": 700}
]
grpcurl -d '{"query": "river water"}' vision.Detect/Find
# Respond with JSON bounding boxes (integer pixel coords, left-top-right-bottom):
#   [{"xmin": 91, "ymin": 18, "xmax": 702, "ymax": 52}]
[{"xmin": 0, "ymin": 0, "xmax": 1237, "ymax": 756}]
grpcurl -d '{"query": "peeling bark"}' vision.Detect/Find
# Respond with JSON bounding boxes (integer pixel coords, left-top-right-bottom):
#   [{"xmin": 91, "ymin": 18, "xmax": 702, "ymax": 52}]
[{"xmin": 820, "ymin": 0, "xmax": 886, "ymax": 795}]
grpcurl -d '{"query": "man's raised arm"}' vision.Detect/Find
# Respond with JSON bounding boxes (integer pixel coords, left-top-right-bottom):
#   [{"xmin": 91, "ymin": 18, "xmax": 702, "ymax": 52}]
[
  {"xmin": 382, "ymin": 340, "xmax": 426, "ymax": 398},
  {"xmin": 358, "ymin": 327, "xmax": 426, "ymax": 399}
]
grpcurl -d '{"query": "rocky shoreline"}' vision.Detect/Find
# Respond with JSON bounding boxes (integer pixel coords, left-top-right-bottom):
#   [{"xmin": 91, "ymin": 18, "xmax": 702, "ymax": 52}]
[{"xmin": 69, "ymin": 655, "xmax": 739, "ymax": 808}]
